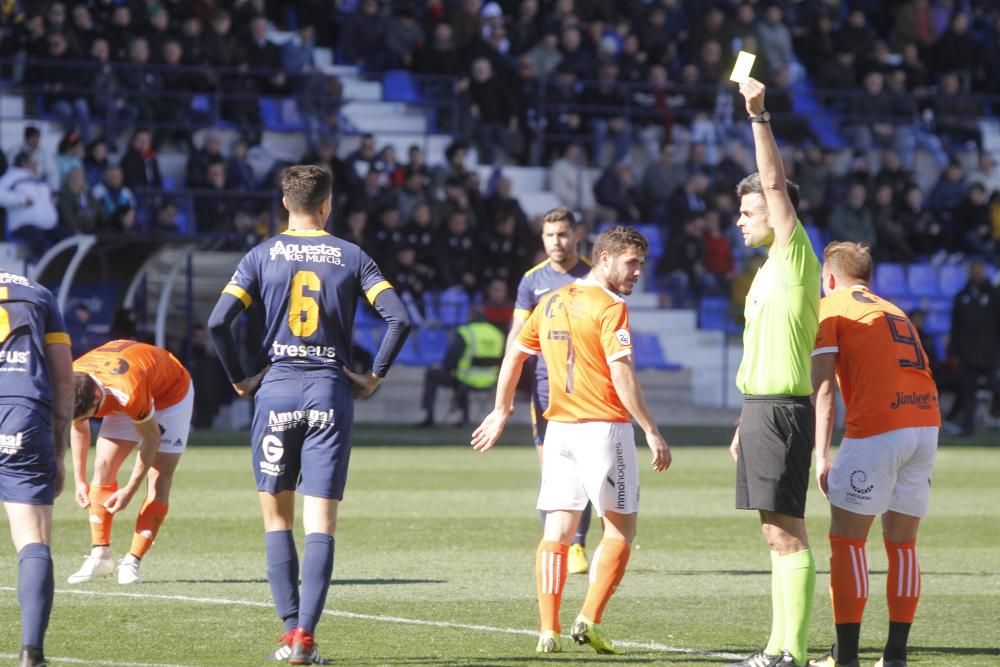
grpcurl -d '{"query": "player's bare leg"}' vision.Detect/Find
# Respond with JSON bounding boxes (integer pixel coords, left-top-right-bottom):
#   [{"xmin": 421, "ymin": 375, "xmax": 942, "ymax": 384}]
[
  {"xmin": 756, "ymin": 511, "xmax": 814, "ymax": 667},
  {"xmin": 118, "ymin": 452, "xmax": 182, "ymax": 584},
  {"xmin": 6, "ymin": 503, "xmax": 54, "ymax": 666},
  {"xmin": 69, "ymin": 437, "xmax": 134, "ymax": 584}
]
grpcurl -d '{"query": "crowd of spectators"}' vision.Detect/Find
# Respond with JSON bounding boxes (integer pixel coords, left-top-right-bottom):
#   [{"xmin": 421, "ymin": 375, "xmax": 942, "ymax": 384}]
[{"xmin": 2, "ymin": 0, "xmax": 1000, "ymax": 304}]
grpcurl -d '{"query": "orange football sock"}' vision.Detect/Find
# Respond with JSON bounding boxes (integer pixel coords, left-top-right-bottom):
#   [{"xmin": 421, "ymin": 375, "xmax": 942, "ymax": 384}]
[
  {"xmin": 829, "ymin": 534, "xmax": 869, "ymax": 624},
  {"xmin": 129, "ymin": 499, "xmax": 169, "ymax": 559},
  {"xmin": 88, "ymin": 484, "xmax": 117, "ymax": 546},
  {"xmin": 536, "ymin": 540, "xmax": 568, "ymax": 633},
  {"xmin": 885, "ymin": 538, "xmax": 920, "ymax": 623},
  {"xmin": 581, "ymin": 538, "xmax": 630, "ymax": 623}
]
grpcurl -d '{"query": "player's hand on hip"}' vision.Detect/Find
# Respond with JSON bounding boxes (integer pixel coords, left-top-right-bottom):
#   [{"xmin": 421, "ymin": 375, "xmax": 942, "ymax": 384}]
[
  {"xmin": 646, "ymin": 431, "xmax": 671, "ymax": 471},
  {"xmin": 233, "ymin": 365, "xmax": 270, "ymax": 398},
  {"xmin": 103, "ymin": 487, "xmax": 135, "ymax": 514},
  {"xmin": 815, "ymin": 454, "xmax": 832, "ymax": 499},
  {"xmin": 739, "ymin": 77, "xmax": 766, "ymax": 116},
  {"xmin": 343, "ymin": 367, "xmax": 381, "ymax": 399},
  {"xmin": 74, "ymin": 479, "xmax": 90, "ymax": 508},
  {"xmin": 471, "ymin": 408, "xmax": 508, "ymax": 453},
  {"xmin": 729, "ymin": 426, "xmax": 740, "ymax": 463}
]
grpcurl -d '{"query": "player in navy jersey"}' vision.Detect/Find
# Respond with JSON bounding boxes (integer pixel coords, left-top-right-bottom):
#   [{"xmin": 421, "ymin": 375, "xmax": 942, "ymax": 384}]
[
  {"xmin": 208, "ymin": 165, "xmax": 411, "ymax": 665},
  {"xmin": 0, "ymin": 271, "xmax": 73, "ymax": 667},
  {"xmin": 509, "ymin": 207, "xmax": 594, "ymax": 575}
]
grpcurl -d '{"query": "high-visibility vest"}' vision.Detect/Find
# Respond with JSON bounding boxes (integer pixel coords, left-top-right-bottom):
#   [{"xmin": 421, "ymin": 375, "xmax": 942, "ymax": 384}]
[{"xmin": 454, "ymin": 322, "xmax": 505, "ymax": 389}]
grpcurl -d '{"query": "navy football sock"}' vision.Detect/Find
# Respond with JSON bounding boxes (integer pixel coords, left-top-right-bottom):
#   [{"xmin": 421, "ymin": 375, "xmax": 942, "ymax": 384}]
[
  {"xmin": 573, "ymin": 503, "xmax": 592, "ymax": 547},
  {"xmin": 265, "ymin": 530, "xmax": 299, "ymax": 632},
  {"xmin": 298, "ymin": 533, "xmax": 334, "ymax": 634},
  {"xmin": 18, "ymin": 543, "xmax": 53, "ymax": 648}
]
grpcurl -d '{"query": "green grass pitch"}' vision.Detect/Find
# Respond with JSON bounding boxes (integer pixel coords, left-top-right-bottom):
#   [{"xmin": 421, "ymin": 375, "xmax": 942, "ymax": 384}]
[{"xmin": 0, "ymin": 426, "xmax": 996, "ymax": 666}]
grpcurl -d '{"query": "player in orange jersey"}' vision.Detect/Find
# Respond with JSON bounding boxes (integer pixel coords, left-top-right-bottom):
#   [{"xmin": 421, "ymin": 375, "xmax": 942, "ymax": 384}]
[
  {"xmin": 809, "ymin": 243, "xmax": 940, "ymax": 667},
  {"xmin": 472, "ymin": 225, "xmax": 671, "ymax": 655},
  {"xmin": 67, "ymin": 340, "xmax": 194, "ymax": 585}
]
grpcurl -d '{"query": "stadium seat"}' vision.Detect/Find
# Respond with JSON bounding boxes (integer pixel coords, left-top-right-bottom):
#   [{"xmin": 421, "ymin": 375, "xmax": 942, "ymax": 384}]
[
  {"xmin": 924, "ymin": 299, "xmax": 952, "ymax": 336},
  {"xmin": 698, "ymin": 296, "xmax": 740, "ymax": 333},
  {"xmin": 382, "ymin": 70, "xmax": 422, "ymax": 104},
  {"xmin": 804, "ymin": 224, "xmax": 825, "ymax": 257},
  {"xmin": 258, "ymin": 97, "xmax": 284, "ymax": 131},
  {"xmin": 874, "ymin": 263, "xmax": 908, "ymax": 297},
  {"xmin": 392, "ymin": 330, "xmax": 423, "ymax": 366},
  {"xmin": 907, "ymin": 262, "xmax": 939, "ymax": 297},
  {"xmin": 417, "ymin": 326, "xmax": 449, "ymax": 365},
  {"xmin": 355, "ymin": 302, "xmax": 382, "ymax": 328},
  {"xmin": 636, "ymin": 224, "xmax": 664, "ymax": 259},
  {"xmin": 631, "ymin": 333, "xmax": 681, "ymax": 370},
  {"xmin": 939, "ymin": 264, "xmax": 967, "ymax": 296},
  {"xmin": 436, "ymin": 287, "xmax": 471, "ymax": 327}
]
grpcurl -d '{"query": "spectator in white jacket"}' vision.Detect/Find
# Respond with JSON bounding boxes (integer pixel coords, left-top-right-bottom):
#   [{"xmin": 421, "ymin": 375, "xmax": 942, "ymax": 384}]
[
  {"xmin": 0, "ymin": 153, "xmax": 67, "ymax": 257},
  {"xmin": 548, "ymin": 143, "xmax": 599, "ymax": 227}
]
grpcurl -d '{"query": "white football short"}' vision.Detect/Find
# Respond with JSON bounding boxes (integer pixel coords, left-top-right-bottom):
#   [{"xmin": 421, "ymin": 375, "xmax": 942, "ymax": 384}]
[
  {"xmin": 828, "ymin": 426, "xmax": 938, "ymax": 518},
  {"xmin": 537, "ymin": 420, "xmax": 639, "ymax": 517},
  {"xmin": 97, "ymin": 382, "xmax": 194, "ymax": 455}
]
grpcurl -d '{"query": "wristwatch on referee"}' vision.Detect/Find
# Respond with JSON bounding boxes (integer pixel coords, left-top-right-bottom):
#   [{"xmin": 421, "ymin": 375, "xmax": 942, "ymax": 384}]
[{"xmin": 749, "ymin": 111, "xmax": 771, "ymax": 123}]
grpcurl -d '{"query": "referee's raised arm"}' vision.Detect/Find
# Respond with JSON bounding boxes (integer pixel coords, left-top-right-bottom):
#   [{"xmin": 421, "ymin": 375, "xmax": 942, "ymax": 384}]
[{"xmin": 740, "ymin": 77, "xmax": 796, "ymax": 248}]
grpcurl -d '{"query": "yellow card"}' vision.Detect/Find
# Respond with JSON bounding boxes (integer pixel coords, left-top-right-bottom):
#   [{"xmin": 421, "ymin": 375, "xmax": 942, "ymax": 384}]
[{"xmin": 730, "ymin": 51, "xmax": 756, "ymax": 83}]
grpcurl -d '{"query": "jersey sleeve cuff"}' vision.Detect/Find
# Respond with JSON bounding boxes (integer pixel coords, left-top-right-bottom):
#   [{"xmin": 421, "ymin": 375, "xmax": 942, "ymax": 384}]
[
  {"xmin": 44, "ymin": 332, "xmax": 71, "ymax": 346},
  {"xmin": 222, "ymin": 284, "xmax": 252, "ymax": 308},
  {"xmin": 607, "ymin": 349, "xmax": 632, "ymax": 362},
  {"xmin": 365, "ymin": 280, "xmax": 392, "ymax": 305},
  {"xmin": 131, "ymin": 411, "xmax": 155, "ymax": 424},
  {"xmin": 514, "ymin": 342, "xmax": 539, "ymax": 356},
  {"xmin": 512, "ymin": 308, "xmax": 532, "ymax": 320},
  {"xmin": 812, "ymin": 346, "xmax": 839, "ymax": 357}
]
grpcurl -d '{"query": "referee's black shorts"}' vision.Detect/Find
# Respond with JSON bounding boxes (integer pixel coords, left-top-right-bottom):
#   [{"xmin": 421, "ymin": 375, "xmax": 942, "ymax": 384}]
[{"xmin": 736, "ymin": 395, "xmax": 815, "ymax": 518}]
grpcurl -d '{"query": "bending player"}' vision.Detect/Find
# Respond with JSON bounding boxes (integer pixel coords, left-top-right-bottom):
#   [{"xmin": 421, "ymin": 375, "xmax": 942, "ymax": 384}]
[
  {"xmin": 68, "ymin": 340, "xmax": 193, "ymax": 585},
  {"xmin": 0, "ymin": 270, "xmax": 73, "ymax": 667},
  {"xmin": 209, "ymin": 165, "xmax": 410, "ymax": 665},
  {"xmin": 509, "ymin": 207, "xmax": 594, "ymax": 574},
  {"xmin": 473, "ymin": 226, "xmax": 671, "ymax": 655},
  {"xmin": 809, "ymin": 243, "xmax": 940, "ymax": 667}
]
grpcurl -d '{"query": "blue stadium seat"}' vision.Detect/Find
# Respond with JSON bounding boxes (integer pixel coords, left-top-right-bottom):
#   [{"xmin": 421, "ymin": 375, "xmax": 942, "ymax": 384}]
[
  {"xmin": 436, "ymin": 287, "xmax": 471, "ymax": 327},
  {"xmin": 939, "ymin": 264, "xmax": 967, "ymax": 296},
  {"xmin": 417, "ymin": 327, "xmax": 449, "ymax": 365},
  {"xmin": 392, "ymin": 331, "xmax": 423, "ymax": 366},
  {"xmin": 907, "ymin": 263, "xmax": 939, "ymax": 297},
  {"xmin": 191, "ymin": 95, "xmax": 212, "ymax": 113},
  {"xmin": 636, "ymin": 224, "xmax": 664, "ymax": 259},
  {"xmin": 924, "ymin": 299, "xmax": 952, "ymax": 336},
  {"xmin": 893, "ymin": 297, "xmax": 917, "ymax": 315},
  {"xmin": 258, "ymin": 97, "xmax": 283, "ymax": 131},
  {"xmin": 631, "ymin": 333, "xmax": 680, "ymax": 370},
  {"xmin": 383, "ymin": 70, "xmax": 422, "ymax": 103},
  {"xmin": 874, "ymin": 263, "xmax": 908, "ymax": 297},
  {"xmin": 804, "ymin": 224, "xmax": 825, "ymax": 257},
  {"xmin": 355, "ymin": 302, "xmax": 382, "ymax": 328},
  {"xmin": 698, "ymin": 296, "xmax": 740, "ymax": 333}
]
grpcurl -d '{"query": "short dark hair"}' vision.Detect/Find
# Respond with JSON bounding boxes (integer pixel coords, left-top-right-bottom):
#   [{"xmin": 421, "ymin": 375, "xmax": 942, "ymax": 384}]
[
  {"xmin": 736, "ymin": 172, "xmax": 800, "ymax": 211},
  {"xmin": 823, "ymin": 241, "xmax": 873, "ymax": 283},
  {"xmin": 73, "ymin": 372, "xmax": 101, "ymax": 418},
  {"xmin": 540, "ymin": 207, "xmax": 577, "ymax": 228},
  {"xmin": 592, "ymin": 225, "xmax": 648, "ymax": 263},
  {"xmin": 281, "ymin": 164, "xmax": 332, "ymax": 213},
  {"xmin": 24, "ymin": 126, "xmax": 40, "ymax": 139}
]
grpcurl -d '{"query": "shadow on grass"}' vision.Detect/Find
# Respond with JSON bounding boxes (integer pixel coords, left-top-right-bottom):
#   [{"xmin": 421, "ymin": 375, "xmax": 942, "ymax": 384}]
[
  {"xmin": 910, "ymin": 646, "xmax": 1000, "ymax": 657},
  {"xmin": 162, "ymin": 577, "xmax": 445, "ymax": 586}
]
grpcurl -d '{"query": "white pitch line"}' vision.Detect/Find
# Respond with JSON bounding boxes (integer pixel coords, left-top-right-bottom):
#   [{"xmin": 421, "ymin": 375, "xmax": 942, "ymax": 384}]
[
  {"xmin": 0, "ymin": 653, "xmax": 190, "ymax": 667},
  {"xmin": 0, "ymin": 586, "xmax": 742, "ymax": 660}
]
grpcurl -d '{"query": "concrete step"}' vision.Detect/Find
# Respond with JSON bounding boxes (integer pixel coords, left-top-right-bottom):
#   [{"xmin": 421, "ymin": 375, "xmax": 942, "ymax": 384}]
[
  {"xmin": 341, "ymin": 77, "xmax": 382, "ymax": 102},
  {"xmin": 475, "ymin": 165, "xmax": 548, "ymax": 194},
  {"xmin": 628, "ymin": 309, "xmax": 697, "ymax": 332}
]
